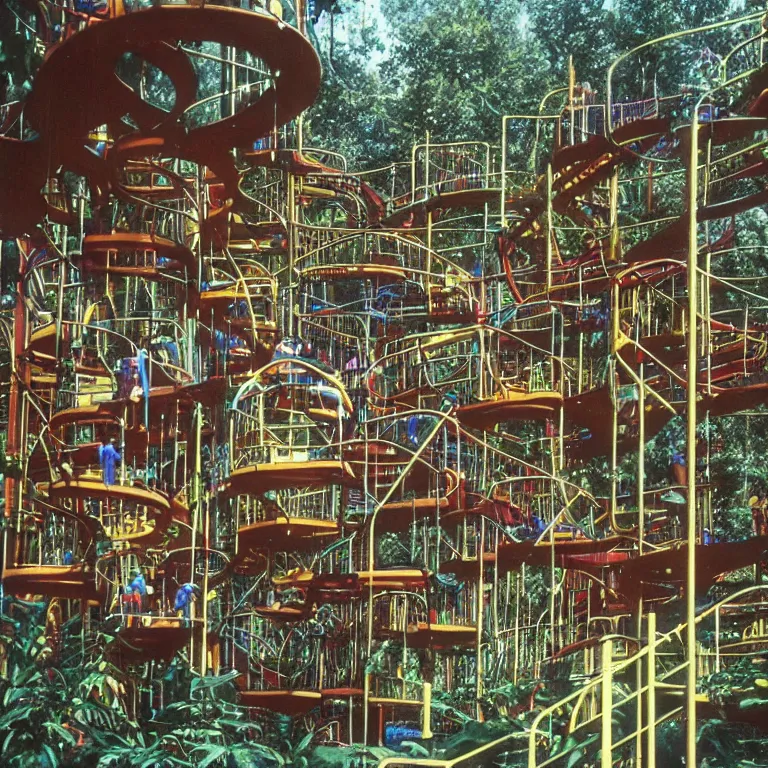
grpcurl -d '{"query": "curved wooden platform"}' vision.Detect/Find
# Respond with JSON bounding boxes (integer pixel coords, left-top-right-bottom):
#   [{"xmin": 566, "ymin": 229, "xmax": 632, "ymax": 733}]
[
  {"xmin": 497, "ymin": 535, "xmax": 629, "ymax": 572},
  {"xmin": 355, "ymin": 569, "xmax": 429, "ymax": 591},
  {"xmin": 438, "ymin": 553, "xmax": 497, "ymax": 581},
  {"xmin": 375, "ymin": 496, "xmax": 450, "ymax": 533},
  {"xmin": 252, "ymin": 605, "xmax": 313, "ymax": 622},
  {"xmin": 49, "ymin": 479, "xmax": 171, "ymax": 513},
  {"xmin": 238, "ymin": 518, "xmax": 339, "ymax": 552},
  {"xmin": 383, "ymin": 187, "xmax": 511, "ymax": 228},
  {"xmin": 27, "ymin": 322, "xmax": 57, "ymax": 360},
  {"xmin": 49, "ymin": 400, "xmax": 125, "ymax": 434},
  {"xmin": 113, "ymin": 621, "xmax": 192, "ymax": 663},
  {"xmin": 300, "ymin": 264, "xmax": 409, "ymax": 282},
  {"xmin": 80, "ymin": 233, "xmax": 196, "ymax": 273},
  {"xmin": 227, "ymin": 460, "xmax": 356, "ymax": 495},
  {"xmin": 48, "ymin": 479, "xmax": 187, "ymax": 546},
  {"xmin": 400, "ymin": 622, "xmax": 477, "ymax": 650},
  {"xmin": 456, "ymin": 390, "xmax": 563, "ymax": 429},
  {"xmin": 266, "ymin": 571, "xmax": 363, "ymax": 601},
  {"xmin": 4, "ymin": 5, "xmax": 321, "ymax": 236},
  {"xmin": 617, "ymin": 536, "xmax": 768, "ymax": 600},
  {"xmin": 239, "ymin": 690, "xmax": 322, "ymax": 715},
  {"xmin": 243, "ymin": 148, "xmax": 339, "ymax": 176},
  {"xmin": 2, "ymin": 565, "xmax": 104, "ymax": 602}
]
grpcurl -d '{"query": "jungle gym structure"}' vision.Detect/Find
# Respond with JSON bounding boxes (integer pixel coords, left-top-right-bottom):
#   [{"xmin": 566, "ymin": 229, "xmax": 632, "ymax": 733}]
[{"xmin": 3, "ymin": 2, "xmax": 768, "ymax": 767}]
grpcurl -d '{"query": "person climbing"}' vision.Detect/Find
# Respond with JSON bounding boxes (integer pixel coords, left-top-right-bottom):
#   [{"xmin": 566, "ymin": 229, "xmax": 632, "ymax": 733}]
[
  {"xmin": 407, "ymin": 413, "xmax": 421, "ymax": 446},
  {"xmin": 129, "ymin": 569, "xmax": 147, "ymax": 613},
  {"xmin": 98, "ymin": 437, "xmax": 121, "ymax": 486},
  {"xmin": 174, "ymin": 583, "xmax": 199, "ymax": 622}
]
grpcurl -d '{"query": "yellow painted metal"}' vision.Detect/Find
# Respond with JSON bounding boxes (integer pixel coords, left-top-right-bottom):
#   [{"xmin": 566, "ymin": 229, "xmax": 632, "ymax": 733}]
[
  {"xmin": 647, "ymin": 611, "xmax": 657, "ymax": 768},
  {"xmin": 686, "ymin": 91, "xmax": 699, "ymax": 768},
  {"xmin": 422, "ymin": 682, "xmax": 433, "ymax": 739},
  {"xmin": 601, "ymin": 640, "xmax": 613, "ymax": 768}
]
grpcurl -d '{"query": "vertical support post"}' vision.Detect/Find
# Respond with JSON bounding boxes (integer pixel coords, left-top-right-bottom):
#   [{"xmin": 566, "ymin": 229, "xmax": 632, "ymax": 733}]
[
  {"xmin": 426, "ymin": 211, "xmax": 434, "ymax": 316},
  {"xmin": 545, "ymin": 164, "xmax": 553, "ymax": 293},
  {"xmin": 647, "ymin": 611, "xmax": 657, "ymax": 768},
  {"xmin": 422, "ymin": 682, "xmax": 433, "ymax": 739},
  {"xmin": 5, "ymin": 243, "xmax": 25, "ymax": 519},
  {"xmin": 296, "ymin": 0, "xmax": 305, "ymax": 151},
  {"xmin": 686, "ymin": 105, "xmax": 699, "ymax": 768},
  {"xmin": 601, "ymin": 639, "xmax": 613, "ymax": 768},
  {"xmin": 55, "ymin": 225, "xmax": 68, "ymax": 362},
  {"xmin": 189, "ymin": 402, "xmax": 203, "ymax": 670},
  {"xmin": 550, "ymin": 522, "xmax": 556, "ymax": 655},
  {"xmin": 610, "ymin": 281, "xmax": 619, "ymax": 528},
  {"xmin": 609, "ymin": 168, "xmax": 620, "ymax": 262},
  {"xmin": 636, "ymin": 358, "xmax": 646, "ymax": 768},
  {"xmin": 286, "ymin": 173, "xmax": 296, "ymax": 338},
  {"xmin": 476, "ymin": 515, "xmax": 485, "ymax": 720},
  {"xmin": 715, "ymin": 607, "xmax": 721, "ymax": 673},
  {"xmin": 500, "ymin": 117, "xmax": 508, "ymax": 228},
  {"xmin": 201, "ymin": 485, "xmax": 210, "ymax": 676},
  {"xmin": 638, "ymin": 359, "xmax": 645, "ymax": 554},
  {"xmin": 513, "ymin": 571, "xmax": 520, "ymax": 684},
  {"xmin": 568, "ymin": 56, "xmax": 576, "ymax": 145}
]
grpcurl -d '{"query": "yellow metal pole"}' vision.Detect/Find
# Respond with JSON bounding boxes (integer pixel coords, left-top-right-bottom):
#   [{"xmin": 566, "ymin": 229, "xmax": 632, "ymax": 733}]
[
  {"xmin": 422, "ymin": 682, "xmax": 433, "ymax": 739},
  {"xmin": 287, "ymin": 173, "xmax": 296, "ymax": 338},
  {"xmin": 201, "ymin": 486, "xmax": 210, "ymax": 676},
  {"xmin": 476, "ymin": 516, "xmax": 485, "ymax": 720},
  {"xmin": 610, "ymin": 281, "xmax": 620, "ymax": 530},
  {"xmin": 546, "ymin": 163, "xmax": 553, "ymax": 293},
  {"xmin": 647, "ymin": 611, "xmax": 657, "ymax": 768},
  {"xmin": 636, "ymin": 360, "xmax": 645, "ymax": 767},
  {"xmin": 686, "ymin": 104, "xmax": 699, "ymax": 768},
  {"xmin": 189, "ymin": 402, "xmax": 203, "ymax": 670},
  {"xmin": 609, "ymin": 168, "xmax": 620, "ymax": 262},
  {"xmin": 500, "ymin": 116, "xmax": 508, "ymax": 228},
  {"xmin": 568, "ymin": 56, "xmax": 576, "ymax": 146},
  {"xmin": 601, "ymin": 639, "xmax": 613, "ymax": 768},
  {"xmin": 363, "ymin": 672, "xmax": 370, "ymax": 745}
]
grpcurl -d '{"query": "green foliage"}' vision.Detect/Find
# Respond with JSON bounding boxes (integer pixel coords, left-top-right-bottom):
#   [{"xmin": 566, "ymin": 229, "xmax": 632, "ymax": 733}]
[
  {"xmin": 0, "ymin": 2, "xmax": 43, "ymax": 103},
  {"xmin": 701, "ymin": 656, "xmax": 768, "ymax": 707},
  {"xmin": 308, "ymin": 0, "xmax": 553, "ymax": 165},
  {"xmin": 0, "ymin": 629, "xmax": 79, "ymax": 768}
]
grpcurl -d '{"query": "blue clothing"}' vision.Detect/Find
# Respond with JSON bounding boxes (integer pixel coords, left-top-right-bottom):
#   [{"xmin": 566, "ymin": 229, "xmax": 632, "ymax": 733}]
[
  {"xmin": 163, "ymin": 341, "xmax": 179, "ymax": 366},
  {"xmin": 98, "ymin": 443, "xmax": 121, "ymax": 486},
  {"xmin": 385, "ymin": 725, "xmax": 422, "ymax": 747},
  {"xmin": 174, "ymin": 584, "xmax": 195, "ymax": 619},
  {"xmin": 129, "ymin": 573, "xmax": 147, "ymax": 596},
  {"xmin": 407, "ymin": 415, "xmax": 420, "ymax": 446},
  {"xmin": 75, "ymin": 0, "xmax": 106, "ymax": 12}
]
